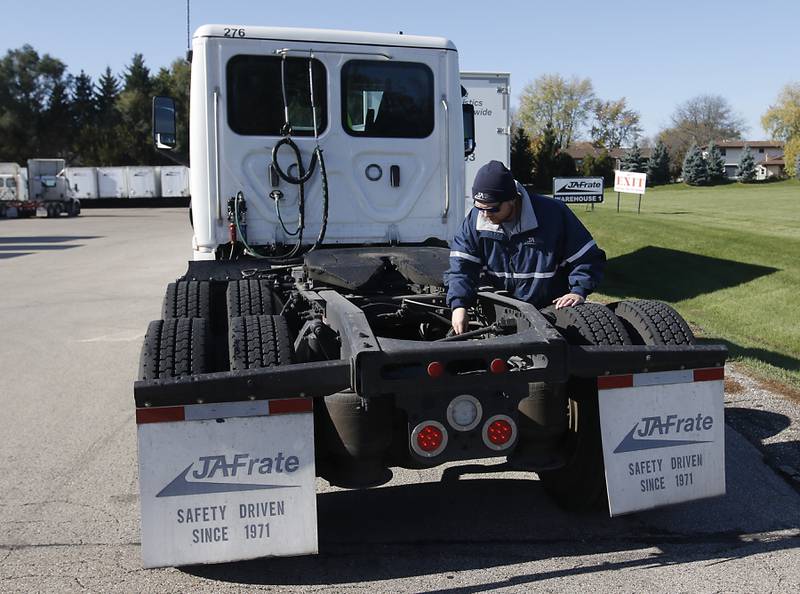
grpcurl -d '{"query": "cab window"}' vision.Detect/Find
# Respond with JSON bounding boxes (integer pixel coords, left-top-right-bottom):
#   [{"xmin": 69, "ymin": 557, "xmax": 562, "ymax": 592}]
[
  {"xmin": 5, "ymin": 178, "xmax": 15, "ymax": 188},
  {"xmin": 226, "ymin": 55, "xmax": 327, "ymax": 136},
  {"xmin": 342, "ymin": 61, "xmax": 434, "ymax": 138}
]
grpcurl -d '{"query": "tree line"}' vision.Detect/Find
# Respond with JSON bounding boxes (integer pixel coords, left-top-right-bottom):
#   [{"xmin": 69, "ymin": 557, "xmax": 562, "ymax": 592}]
[
  {"xmin": 511, "ymin": 74, "xmax": 800, "ymax": 188},
  {"xmin": 0, "ymin": 45, "xmax": 189, "ymax": 166}
]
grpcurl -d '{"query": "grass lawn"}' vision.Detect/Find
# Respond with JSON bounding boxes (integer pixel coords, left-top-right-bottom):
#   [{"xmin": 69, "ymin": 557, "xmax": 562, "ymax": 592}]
[{"xmin": 569, "ymin": 179, "xmax": 800, "ymax": 389}]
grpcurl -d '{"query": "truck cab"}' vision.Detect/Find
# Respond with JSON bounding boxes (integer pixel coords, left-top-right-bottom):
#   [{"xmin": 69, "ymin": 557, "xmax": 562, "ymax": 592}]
[{"xmin": 160, "ymin": 25, "xmax": 471, "ymax": 258}]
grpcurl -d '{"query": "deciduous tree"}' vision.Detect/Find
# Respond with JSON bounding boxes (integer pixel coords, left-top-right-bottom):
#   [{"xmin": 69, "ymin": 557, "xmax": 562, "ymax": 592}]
[
  {"xmin": 590, "ymin": 98, "xmax": 642, "ymax": 148},
  {"xmin": 518, "ymin": 74, "xmax": 594, "ymax": 149},
  {"xmin": 762, "ymin": 83, "xmax": 800, "ymax": 178}
]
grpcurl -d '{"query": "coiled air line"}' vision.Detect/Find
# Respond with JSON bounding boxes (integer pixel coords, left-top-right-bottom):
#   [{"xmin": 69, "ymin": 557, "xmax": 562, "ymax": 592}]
[{"xmin": 233, "ymin": 50, "xmax": 329, "ymax": 260}]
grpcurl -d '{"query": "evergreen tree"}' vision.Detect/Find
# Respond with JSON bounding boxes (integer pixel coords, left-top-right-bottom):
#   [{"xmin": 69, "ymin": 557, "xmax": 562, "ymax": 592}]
[
  {"xmin": 118, "ymin": 54, "xmax": 156, "ymax": 164},
  {"xmin": 92, "ymin": 67, "xmax": 123, "ymax": 165},
  {"xmin": 531, "ymin": 124, "xmax": 560, "ymax": 191},
  {"xmin": 153, "ymin": 59, "xmax": 191, "ymax": 156},
  {"xmin": 706, "ymin": 141, "xmax": 726, "ymax": 183},
  {"xmin": 40, "ymin": 77, "xmax": 73, "ymax": 158},
  {"xmin": 510, "ymin": 125, "xmax": 535, "ymax": 184},
  {"xmin": 620, "ymin": 142, "xmax": 647, "ymax": 173},
  {"xmin": 737, "ymin": 146, "xmax": 756, "ymax": 183},
  {"xmin": 682, "ymin": 143, "xmax": 709, "ymax": 185},
  {"xmin": 70, "ymin": 70, "xmax": 95, "ymax": 163},
  {"xmin": 646, "ymin": 140, "xmax": 671, "ymax": 185},
  {"xmin": 582, "ymin": 149, "xmax": 615, "ymax": 187}
]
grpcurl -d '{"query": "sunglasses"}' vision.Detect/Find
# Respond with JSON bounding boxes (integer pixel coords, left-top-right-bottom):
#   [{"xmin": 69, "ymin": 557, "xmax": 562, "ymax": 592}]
[{"xmin": 473, "ymin": 201, "xmax": 502, "ymax": 213}]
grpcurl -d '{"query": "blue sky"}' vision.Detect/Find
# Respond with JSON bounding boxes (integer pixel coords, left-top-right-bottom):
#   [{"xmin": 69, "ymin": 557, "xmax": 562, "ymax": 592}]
[{"xmin": 4, "ymin": 0, "xmax": 797, "ymax": 140}]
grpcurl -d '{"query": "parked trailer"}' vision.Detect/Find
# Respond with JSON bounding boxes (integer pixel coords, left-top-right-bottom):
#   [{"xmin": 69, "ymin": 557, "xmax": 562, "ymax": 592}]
[
  {"xmin": 160, "ymin": 165, "xmax": 190, "ymax": 197},
  {"xmin": 126, "ymin": 166, "xmax": 160, "ymax": 198},
  {"xmin": 134, "ymin": 25, "xmax": 727, "ymax": 568},
  {"xmin": 461, "ymin": 72, "xmax": 511, "ymax": 212},
  {"xmin": 97, "ymin": 167, "xmax": 128, "ymax": 198},
  {"xmin": 66, "ymin": 167, "xmax": 99, "ymax": 199}
]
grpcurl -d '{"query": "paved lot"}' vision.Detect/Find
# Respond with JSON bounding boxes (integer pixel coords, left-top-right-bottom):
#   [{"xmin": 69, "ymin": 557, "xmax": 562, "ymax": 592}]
[{"xmin": 1, "ymin": 209, "xmax": 798, "ymax": 593}]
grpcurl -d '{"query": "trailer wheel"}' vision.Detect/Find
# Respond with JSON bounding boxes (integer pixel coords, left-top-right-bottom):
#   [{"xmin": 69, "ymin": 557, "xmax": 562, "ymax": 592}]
[
  {"xmin": 161, "ymin": 281, "xmax": 212, "ymax": 320},
  {"xmin": 227, "ymin": 279, "xmax": 279, "ymax": 317},
  {"xmin": 229, "ymin": 314, "xmax": 294, "ymax": 371},
  {"xmin": 609, "ymin": 300, "xmax": 695, "ymax": 345},
  {"xmin": 537, "ymin": 303, "xmax": 632, "ymax": 511},
  {"xmin": 138, "ymin": 318, "xmax": 208, "ymax": 380}
]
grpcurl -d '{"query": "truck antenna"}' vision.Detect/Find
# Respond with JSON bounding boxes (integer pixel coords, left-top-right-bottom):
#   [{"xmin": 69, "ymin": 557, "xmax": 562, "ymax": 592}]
[{"xmin": 186, "ymin": 0, "xmax": 191, "ymax": 50}]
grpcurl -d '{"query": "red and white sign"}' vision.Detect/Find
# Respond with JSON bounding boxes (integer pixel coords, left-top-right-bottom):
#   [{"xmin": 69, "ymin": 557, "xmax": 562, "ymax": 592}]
[{"xmin": 614, "ymin": 170, "xmax": 647, "ymax": 195}]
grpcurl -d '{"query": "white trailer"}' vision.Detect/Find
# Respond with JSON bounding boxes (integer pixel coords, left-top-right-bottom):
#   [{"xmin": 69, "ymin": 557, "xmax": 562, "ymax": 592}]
[
  {"xmin": 460, "ymin": 72, "xmax": 511, "ymax": 212},
  {"xmin": 127, "ymin": 166, "xmax": 160, "ymax": 198},
  {"xmin": 66, "ymin": 167, "xmax": 99, "ymax": 199},
  {"xmin": 160, "ymin": 165, "xmax": 191, "ymax": 197},
  {"xmin": 97, "ymin": 167, "xmax": 129, "ymax": 198},
  {"xmin": 0, "ymin": 163, "xmax": 25, "ymax": 201}
]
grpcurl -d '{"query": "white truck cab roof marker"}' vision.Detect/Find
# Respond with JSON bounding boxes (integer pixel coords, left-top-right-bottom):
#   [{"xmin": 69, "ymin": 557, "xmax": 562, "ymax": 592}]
[{"xmin": 193, "ymin": 25, "xmax": 457, "ymax": 51}]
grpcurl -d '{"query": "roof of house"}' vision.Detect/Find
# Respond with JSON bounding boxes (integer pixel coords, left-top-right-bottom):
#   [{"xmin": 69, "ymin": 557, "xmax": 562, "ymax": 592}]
[{"xmin": 703, "ymin": 140, "xmax": 784, "ymax": 149}]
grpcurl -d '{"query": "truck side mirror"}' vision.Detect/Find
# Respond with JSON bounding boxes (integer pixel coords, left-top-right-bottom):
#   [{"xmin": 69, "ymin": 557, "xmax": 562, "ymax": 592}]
[
  {"xmin": 462, "ymin": 103, "xmax": 476, "ymax": 157},
  {"xmin": 152, "ymin": 96, "xmax": 177, "ymax": 150}
]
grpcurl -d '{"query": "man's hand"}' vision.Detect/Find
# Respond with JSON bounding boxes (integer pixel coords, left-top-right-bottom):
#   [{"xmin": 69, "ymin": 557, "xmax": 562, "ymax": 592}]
[
  {"xmin": 553, "ymin": 293, "xmax": 585, "ymax": 309},
  {"xmin": 451, "ymin": 307, "xmax": 469, "ymax": 334}
]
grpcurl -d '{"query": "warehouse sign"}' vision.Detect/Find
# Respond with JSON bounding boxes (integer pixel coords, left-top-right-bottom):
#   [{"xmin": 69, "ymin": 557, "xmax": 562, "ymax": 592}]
[
  {"xmin": 552, "ymin": 177, "xmax": 604, "ymax": 203},
  {"xmin": 614, "ymin": 170, "xmax": 647, "ymax": 195}
]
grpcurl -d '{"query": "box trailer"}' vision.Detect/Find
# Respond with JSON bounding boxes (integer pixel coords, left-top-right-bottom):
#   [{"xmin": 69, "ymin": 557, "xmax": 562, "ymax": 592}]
[
  {"xmin": 127, "ymin": 166, "xmax": 160, "ymax": 198},
  {"xmin": 66, "ymin": 167, "xmax": 99, "ymax": 199},
  {"xmin": 160, "ymin": 165, "xmax": 190, "ymax": 197},
  {"xmin": 460, "ymin": 72, "xmax": 511, "ymax": 213},
  {"xmin": 97, "ymin": 167, "xmax": 129, "ymax": 198}
]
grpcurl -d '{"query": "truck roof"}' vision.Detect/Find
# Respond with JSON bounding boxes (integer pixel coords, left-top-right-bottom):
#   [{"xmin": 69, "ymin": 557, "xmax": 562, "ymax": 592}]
[{"xmin": 194, "ymin": 24, "xmax": 456, "ymax": 51}]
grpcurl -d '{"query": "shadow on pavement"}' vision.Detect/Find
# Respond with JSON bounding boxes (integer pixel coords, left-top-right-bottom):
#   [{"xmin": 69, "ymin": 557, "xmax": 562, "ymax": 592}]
[{"xmin": 185, "ymin": 428, "xmax": 800, "ymax": 587}]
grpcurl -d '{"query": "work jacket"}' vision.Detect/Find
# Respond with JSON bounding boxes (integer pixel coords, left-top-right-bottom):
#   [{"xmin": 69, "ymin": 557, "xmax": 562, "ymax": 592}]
[{"xmin": 446, "ymin": 184, "xmax": 605, "ymax": 310}]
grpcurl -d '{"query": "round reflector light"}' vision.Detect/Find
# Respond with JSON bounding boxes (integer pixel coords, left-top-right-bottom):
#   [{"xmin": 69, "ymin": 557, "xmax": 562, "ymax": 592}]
[
  {"xmin": 482, "ymin": 414, "xmax": 517, "ymax": 451},
  {"xmin": 411, "ymin": 420, "xmax": 448, "ymax": 457},
  {"xmin": 489, "ymin": 358, "xmax": 508, "ymax": 374},
  {"xmin": 446, "ymin": 394, "xmax": 483, "ymax": 431},
  {"xmin": 427, "ymin": 361, "xmax": 444, "ymax": 378}
]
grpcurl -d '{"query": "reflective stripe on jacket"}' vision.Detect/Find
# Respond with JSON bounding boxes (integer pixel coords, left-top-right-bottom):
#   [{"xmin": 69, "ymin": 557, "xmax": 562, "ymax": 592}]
[{"xmin": 446, "ymin": 184, "xmax": 605, "ymax": 310}]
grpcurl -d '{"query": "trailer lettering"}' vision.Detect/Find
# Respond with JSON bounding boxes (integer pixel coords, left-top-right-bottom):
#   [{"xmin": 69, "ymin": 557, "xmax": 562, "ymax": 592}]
[
  {"xmin": 177, "ymin": 505, "xmax": 227, "ymax": 523},
  {"xmin": 627, "ymin": 458, "xmax": 663, "ymax": 476},
  {"xmin": 640, "ymin": 476, "xmax": 666, "ymax": 492},
  {"xmin": 240, "ymin": 500, "xmax": 286, "ymax": 519},
  {"xmin": 192, "ymin": 526, "xmax": 229, "ymax": 543},
  {"xmin": 671, "ymin": 453, "xmax": 703, "ymax": 470},
  {"xmin": 189, "ymin": 453, "xmax": 300, "ymax": 480}
]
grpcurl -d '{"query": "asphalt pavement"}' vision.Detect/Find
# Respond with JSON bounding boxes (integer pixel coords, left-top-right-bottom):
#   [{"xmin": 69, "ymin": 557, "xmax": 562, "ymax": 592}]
[{"xmin": 0, "ymin": 209, "xmax": 798, "ymax": 593}]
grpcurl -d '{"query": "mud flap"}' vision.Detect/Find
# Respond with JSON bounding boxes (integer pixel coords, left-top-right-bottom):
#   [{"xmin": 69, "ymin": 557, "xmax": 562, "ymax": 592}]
[
  {"xmin": 136, "ymin": 399, "xmax": 317, "ymax": 567},
  {"xmin": 598, "ymin": 368, "xmax": 726, "ymax": 516}
]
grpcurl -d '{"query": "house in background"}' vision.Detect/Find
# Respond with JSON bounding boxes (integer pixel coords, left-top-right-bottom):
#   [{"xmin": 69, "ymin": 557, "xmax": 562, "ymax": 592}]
[{"xmin": 702, "ymin": 141, "xmax": 785, "ymax": 180}]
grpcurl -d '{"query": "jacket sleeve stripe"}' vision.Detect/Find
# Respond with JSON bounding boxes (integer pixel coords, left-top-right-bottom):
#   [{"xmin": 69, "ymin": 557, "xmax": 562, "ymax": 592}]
[
  {"xmin": 450, "ymin": 250, "xmax": 482, "ymax": 264},
  {"xmin": 561, "ymin": 239, "xmax": 597, "ymax": 266},
  {"xmin": 486, "ymin": 270, "xmax": 556, "ymax": 279}
]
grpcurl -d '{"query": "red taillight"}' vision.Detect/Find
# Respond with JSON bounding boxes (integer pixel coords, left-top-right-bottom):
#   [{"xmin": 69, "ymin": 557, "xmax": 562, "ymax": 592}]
[
  {"xmin": 417, "ymin": 425, "xmax": 444, "ymax": 452},
  {"xmin": 489, "ymin": 358, "xmax": 507, "ymax": 374},
  {"xmin": 411, "ymin": 420, "xmax": 449, "ymax": 457},
  {"xmin": 427, "ymin": 361, "xmax": 444, "ymax": 378},
  {"xmin": 482, "ymin": 414, "xmax": 517, "ymax": 451},
  {"xmin": 487, "ymin": 420, "xmax": 513, "ymax": 445}
]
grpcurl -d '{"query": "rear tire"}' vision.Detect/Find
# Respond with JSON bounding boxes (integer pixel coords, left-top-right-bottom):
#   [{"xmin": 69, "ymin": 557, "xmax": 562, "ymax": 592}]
[
  {"xmin": 161, "ymin": 281, "xmax": 212, "ymax": 320},
  {"xmin": 609, "ymin": 300, "xmax": 695, "ymax": 345},
  {"xmin": 229, "ymin": 314, "xmax": 293, "ymax": 371},
  {"xmin": 227, "ymin": 279, "xmax": 279, "ymax": 317},
  {"xmin": 138, "ymin": 318, "xmax": 209, "ymax": 380},
  {"xmin": 537, "ymin": 303, "xmax": 632, "ymax": 511}
]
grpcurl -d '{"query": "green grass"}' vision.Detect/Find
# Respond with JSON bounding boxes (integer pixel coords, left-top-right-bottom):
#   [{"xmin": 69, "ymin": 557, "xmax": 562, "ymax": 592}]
[{"xmin": 569, "ymin": 179, "xmax": 800, "ymax": 389}]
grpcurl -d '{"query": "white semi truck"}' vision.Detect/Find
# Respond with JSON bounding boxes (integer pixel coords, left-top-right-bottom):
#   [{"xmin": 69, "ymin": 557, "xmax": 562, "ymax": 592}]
[
  {"xmin": 27, "ymin": 158, "xmax": 81, "ymax": 217},
  {"xmin": 0, "ymin": 163, "xmax": 30, "ymax": 217},
  {"xmin": 134, "ymin": 25, "xmax": 727, "ymax": 568}
]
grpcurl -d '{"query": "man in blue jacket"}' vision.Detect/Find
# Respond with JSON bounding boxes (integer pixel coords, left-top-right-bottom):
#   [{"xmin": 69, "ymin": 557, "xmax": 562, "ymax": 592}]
[{"xmin": 448, "ymin": 160, "xmax": 605, "ymax": 334}]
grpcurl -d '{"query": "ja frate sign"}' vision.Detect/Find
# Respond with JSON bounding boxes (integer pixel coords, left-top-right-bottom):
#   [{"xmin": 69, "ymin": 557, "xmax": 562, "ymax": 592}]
[
  {"xmin": 597, "ymin": 368, "xmax": 726, "ymax": 516},
  {"xmin": 136, "ymin": 399, "xmax": 318, "ymax": 568}
]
